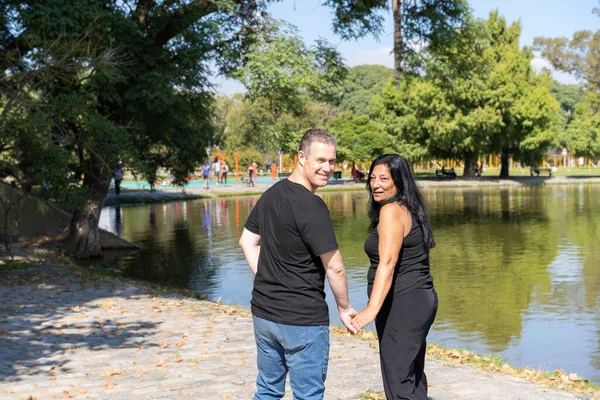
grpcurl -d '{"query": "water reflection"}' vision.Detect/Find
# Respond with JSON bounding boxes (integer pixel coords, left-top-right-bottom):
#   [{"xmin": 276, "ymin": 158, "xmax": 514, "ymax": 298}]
[{"xmin": 99, "ymin": 185, "xmax": 600, "ymax": 384}]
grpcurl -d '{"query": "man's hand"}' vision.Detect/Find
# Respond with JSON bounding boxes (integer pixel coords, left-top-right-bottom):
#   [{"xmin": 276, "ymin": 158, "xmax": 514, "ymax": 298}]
[
  {"xmin": 351, "ymin": 307, "xmax": 377, "ymax": 333},
  {"xmin": 338, "ymin": 306, "xmax": 358, "ymax": 335}
]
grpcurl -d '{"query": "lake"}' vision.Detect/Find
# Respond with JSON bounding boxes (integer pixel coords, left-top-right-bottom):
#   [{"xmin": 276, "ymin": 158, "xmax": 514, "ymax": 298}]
[{"xmin": 99, "ymin": 184, "xmax": 600, "ymax": 384}]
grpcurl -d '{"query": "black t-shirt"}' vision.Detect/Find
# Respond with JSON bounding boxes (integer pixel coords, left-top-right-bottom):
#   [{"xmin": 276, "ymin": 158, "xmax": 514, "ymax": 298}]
[{"xmin": 244, "ymin": 179, "xmax": 338, "ymax": 326}]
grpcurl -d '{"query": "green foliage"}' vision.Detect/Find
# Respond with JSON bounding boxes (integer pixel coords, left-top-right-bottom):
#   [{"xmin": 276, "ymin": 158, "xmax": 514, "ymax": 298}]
[
  {"xmin": 535, "ymin": 28, "xmax": 600, "ymax": 90},
  {"xmin": 338, "ymin": 65, "xmax": 394, "ymax": 115},
  {"xmin": 237, "ymin": 148, "xmax": 264, "ymax": 170},
  {"xmin": 234, "ymin": 23, "xmax": 347, "ymax": 115},
  {"xmin": 563, "ymin": 91, "xmax": 600, "ymax": 159},
  {"xmin": 327, "ymin": 112, "xmax": 389, "ymax": 163},
  {"xmin": 219, "ymin": 93, "xmax": 336, "ymax": 159},
  {"xmin": 370, "ymin": 11, "xmax": 560, "ymax": 175},
  {"xmin": 548, "ymin": 79, "xmax": 585, "ymax": 139},
  {"xmin": 324, "ymin": 0, "xmax": 468, "ymax": 74}
]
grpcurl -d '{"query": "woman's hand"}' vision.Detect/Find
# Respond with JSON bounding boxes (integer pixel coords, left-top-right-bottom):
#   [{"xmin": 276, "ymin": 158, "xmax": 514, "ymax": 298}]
[{"xmin": 351, "ymin": 307, "xmax": 378, "ymax": 332}]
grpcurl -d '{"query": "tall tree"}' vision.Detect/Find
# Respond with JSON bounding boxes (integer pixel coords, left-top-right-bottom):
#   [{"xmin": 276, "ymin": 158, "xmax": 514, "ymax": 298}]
[
  {"xmin": 327, "ymin": 113, "xmax": 390, "ymax": 165},
  {"xmin": 323, "ymin": 0, "xmax": 468, "ymax": 78},
  {"xmin": 484, "ymin": 12, "xmax": 560, "ymax": 178},
  {"xmin": 563, "ymin": 91, "xmax": 600, "ymax": 162},
  {"xmin": 0, "ymin": 0, "xmax": 286, "ymax": 257},
  {"xmin": 534, "ymin": 9, "xmax": 600, "ymax": 91},
  {"xmin": 338, "ymin": 65, "xmax": 394, "ymax": 115},
  {"xmin": 370, "ymin": 11, "xmax": 560, "ymax": 178}
]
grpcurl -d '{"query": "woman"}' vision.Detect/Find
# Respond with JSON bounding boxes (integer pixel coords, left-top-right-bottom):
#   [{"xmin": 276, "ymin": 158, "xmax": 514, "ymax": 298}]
[{"xmin": 352, "ymin": 154, "xmax": 438, "ymax": 400}]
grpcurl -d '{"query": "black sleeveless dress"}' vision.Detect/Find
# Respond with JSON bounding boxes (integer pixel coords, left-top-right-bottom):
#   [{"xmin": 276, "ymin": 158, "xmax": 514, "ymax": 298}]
[{"xmin": 363, "ymin": 213, "xmax": 437, "ymax": 400}]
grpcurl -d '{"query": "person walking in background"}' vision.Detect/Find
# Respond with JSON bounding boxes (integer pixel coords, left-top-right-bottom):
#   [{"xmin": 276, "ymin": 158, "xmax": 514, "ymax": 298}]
[
  {"xmin": 239, "ymin": 128, "xmax": 357, "ymax": 400},
  {"xmin": 114, "ymin": 164, "xmax": 124, "ymax": 195},
  {"xmin": 220, "ymin": 160, "xmax": 229, "ymax": 185},
  {"xmin": 352, "ymin": 154, "xmax": 438, "ymax": 400},
  {"xmin": 252, "ymin": 161, "xmax": 258, "ymax": 186},
  {"xmin": 212, "ymin": 157, "xmax": 220, "ymax": 186},
  {"xmin": 202, "ymin": 160, "xmax": 211, "ymax": 189},
  {"xmin": 248, "ymin": 162, "xmax": 256, "ymax": 186}
]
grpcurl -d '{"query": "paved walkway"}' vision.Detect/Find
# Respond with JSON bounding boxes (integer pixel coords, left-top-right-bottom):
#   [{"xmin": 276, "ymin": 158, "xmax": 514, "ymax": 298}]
[{"xmin": 0, "ymin": 265, "xmax": 592, "ymax": 400}]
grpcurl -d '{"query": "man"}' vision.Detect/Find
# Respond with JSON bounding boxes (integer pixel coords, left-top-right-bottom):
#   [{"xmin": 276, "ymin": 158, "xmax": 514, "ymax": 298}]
[
  {"xmin": 239, "ymin": 128, "xmax": 357, "ymax": 400},
  {"xmin": 212, "ymin": 157, "xmax": 220, "ymax": 186},
  {"xmin": 202, "ymin": 160, "xmax": 211, "ymax": 189},
  {"xmin": 114, "ymin": 164, "xmax": 123, "ymax": 195},
  {"xmin": 251, "ymin": 161, "xmax": 258, "ymax": 186},
  {"xmin": 248, "ymin": 162, "xmax": 255, "ymax": 186}
]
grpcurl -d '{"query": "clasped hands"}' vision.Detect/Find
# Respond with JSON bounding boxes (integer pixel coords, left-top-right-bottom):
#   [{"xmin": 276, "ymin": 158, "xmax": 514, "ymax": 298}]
[{"xmin": 338, "ymin": 306, "xmax": 377, "ymax": 335}]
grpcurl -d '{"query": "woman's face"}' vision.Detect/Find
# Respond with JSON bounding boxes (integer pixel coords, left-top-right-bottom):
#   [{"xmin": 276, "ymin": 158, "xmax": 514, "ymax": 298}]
[{"xmin": 369, "ymin": 164, "xmax": 397, "ymax": 203}]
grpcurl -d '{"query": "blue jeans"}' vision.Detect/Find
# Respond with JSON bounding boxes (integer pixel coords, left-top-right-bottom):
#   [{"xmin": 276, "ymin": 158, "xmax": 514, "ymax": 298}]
[{"xmin": 252, "ymin": 316, "xmax": 330, "ymax": 400}]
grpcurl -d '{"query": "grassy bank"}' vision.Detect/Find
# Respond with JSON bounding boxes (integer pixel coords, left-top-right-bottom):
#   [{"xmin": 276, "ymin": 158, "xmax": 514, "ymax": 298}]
[{"xmin": 330, "ymin": 326, "xmax": 600, "ymax": 399}]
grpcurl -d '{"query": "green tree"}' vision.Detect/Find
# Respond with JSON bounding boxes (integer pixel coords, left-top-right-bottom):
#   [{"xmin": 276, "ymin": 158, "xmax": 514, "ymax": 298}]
[
  {"xmin": 1, "ymin": 1, "xmax": 353, "ymax": 257},
  {"xmin": 371, "ymin": 11, "xmax": 560, "ymax": 177},
  {"xmin": 234, "ymin": 23, "xmax": 348, "ymax": 115},
  {"xmin": 563, "ymin": 91, "xmax": 600, "ymax": 161},
  {"xmin": 338, "ymin": 65, "xmax": 394, "ymax": 115},
  {"xmin": 548, "ymin": 80, "xmax": 585, "ymax": 136},
  {"xmin": 324, "ymin": 0, "xmax": 468, "ymax": 78},
  {"xmin": 534, "ymin": 12, "xmax": 600, "ymax": 90},
  {"xmin": 327, "ymin": 113, "xmax": 390, "ymax": 166},
  {"xmin": 483, "ymin": 13, "xmax": 560, "ymax": 177}
]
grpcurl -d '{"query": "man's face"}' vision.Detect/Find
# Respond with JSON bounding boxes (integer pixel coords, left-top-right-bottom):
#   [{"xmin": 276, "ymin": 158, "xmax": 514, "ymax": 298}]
[{"xmin": 299, "ymin": 141, "xmax": 336, "ymax": 190}]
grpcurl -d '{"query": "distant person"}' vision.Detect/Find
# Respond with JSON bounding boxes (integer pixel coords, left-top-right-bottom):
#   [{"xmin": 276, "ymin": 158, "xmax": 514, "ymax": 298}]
[
  {"xmin": 352, "ymin": 154, "xmax": 438, "ymax": 400},
  {"xmin": 220, "ymin": 161, "xmax": 229, "ymax": 185},
  {"xmin": 270, "ymin": 163, "xmax": 277, "ymax": 181},
  {"xmin": 252, "ymin": 161, "xmax": 258, "ymax": 185},
  {"xmin": 248, "ymin": 162, "xmax": 255, "ymax": 186},
  {"xmin": 212, "ymin": 157, "xmax": 221, "ymax": 186},
  {"xmin": 239, "ymin": 128, "xmax": 357, "ymax": 399},
  {"xmin": 202, "ymin": 160, "xmax": 211, "ymax": 189},
  {"xmin": 114, "ymin": 164, "xmax": 124, "ymax": 195}
]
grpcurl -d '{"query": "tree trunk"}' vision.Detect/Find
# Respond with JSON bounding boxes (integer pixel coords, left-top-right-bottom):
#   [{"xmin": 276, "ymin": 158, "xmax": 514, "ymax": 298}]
[
  {"xmin": 462, "ymin": 152, "xmax": 475, "ymax": 178},
  {"xmin": 500, "ymin": 148, "xmax": 510, "ymax": 179},
  {"xmin": 66, "ymin": 172, "xmax": 110, "ymax": 258},
  {"xmin": 393, "ymin": 0, "xmax": 402, "ymax": 80}
]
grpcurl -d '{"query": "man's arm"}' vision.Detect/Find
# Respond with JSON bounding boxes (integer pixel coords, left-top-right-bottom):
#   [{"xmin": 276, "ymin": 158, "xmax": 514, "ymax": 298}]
[
  {"xmin": 239, "ymin": 228, "xmax": 261, "ymax": 274},
  {"xmin": 321, "ymin": 249, "xmax": 357, "ymax": 334}
]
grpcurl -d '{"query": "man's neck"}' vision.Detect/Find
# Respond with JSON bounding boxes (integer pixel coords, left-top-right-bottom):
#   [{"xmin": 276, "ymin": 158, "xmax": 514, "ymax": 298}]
[{"xmin": 288, "ymin": 170, "xmax": 316, "ymax": 193}]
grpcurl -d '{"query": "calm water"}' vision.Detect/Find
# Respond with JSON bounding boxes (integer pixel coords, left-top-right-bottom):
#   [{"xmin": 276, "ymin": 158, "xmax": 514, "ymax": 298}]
[{"xmin": 99, "ymin": 185, "xmax": 600, "ymax": 383}]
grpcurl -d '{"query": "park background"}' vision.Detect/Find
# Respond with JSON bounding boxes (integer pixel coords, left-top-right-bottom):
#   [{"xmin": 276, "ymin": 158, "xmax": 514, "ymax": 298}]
[{"xmin": 2, "ymin": 0, "xmax": 600, "ymax": 395}]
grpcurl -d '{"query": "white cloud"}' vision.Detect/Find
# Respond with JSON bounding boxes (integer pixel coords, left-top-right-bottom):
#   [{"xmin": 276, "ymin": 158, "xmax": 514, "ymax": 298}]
[
  {"xmin": 346, "ymin": 47, "xmax": 394, "ymax": 68},
  {"xmin": 531, "ymin": 56, "xmax": 580, "ymax": 85}
]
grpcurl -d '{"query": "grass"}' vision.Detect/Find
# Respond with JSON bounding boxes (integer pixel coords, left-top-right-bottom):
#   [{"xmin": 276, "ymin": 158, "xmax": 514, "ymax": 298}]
[
  {"xmin": 0, "ymin": 259, "xmax": 43, "ymax": 270},
  {"xmin": 329, "ymin": 325, "xmax": 600, "ymax": 399}
]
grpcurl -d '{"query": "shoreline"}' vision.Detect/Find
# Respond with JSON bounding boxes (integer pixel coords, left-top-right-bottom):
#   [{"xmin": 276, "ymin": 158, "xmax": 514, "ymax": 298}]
[
  {"xmin": 0, "ymin": 252, "xmax": 598, "ymax": 399},
  {"xmin": 105, "ymin": 175, "xmax": 600, "ymax": 206}
]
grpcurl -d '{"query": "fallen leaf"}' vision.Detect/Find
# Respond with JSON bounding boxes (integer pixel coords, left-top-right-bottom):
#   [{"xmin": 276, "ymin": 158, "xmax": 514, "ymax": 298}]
[
  {"xmin": 102, "ymin": 379, "xmax": 115, "ymax": 388},
  {"xmin": 156, "ymin": 358, "xmax": 167, "ymax": 367},
  {"xmin": 105, "ymin": 369, "xmax": 122, "ymax": 377},
  {"xmin": 49, "ymin": 375, "xmax": 57, "ymax": 381}
]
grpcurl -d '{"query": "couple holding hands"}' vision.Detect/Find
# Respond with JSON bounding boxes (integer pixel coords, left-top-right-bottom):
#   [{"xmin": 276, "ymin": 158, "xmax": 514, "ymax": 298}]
[{"xmin": 239, "ymin": 128, "xmax": 438, "ymax": 400}]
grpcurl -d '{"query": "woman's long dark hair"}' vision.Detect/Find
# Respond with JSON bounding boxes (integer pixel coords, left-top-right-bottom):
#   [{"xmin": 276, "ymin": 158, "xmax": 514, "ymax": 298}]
[{"xmin": 366, "ymin": 154, "xmax": 435, "ymax": 251}]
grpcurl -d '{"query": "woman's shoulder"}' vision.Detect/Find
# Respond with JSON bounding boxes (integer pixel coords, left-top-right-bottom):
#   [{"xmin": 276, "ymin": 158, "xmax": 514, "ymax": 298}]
[
  {"xmin": 380, "ymin": 202, "xmax": 412, "ymax": 228},
  {"xmin": 380, "ymin": 202, "xmax": 409, "ymax": 217}
]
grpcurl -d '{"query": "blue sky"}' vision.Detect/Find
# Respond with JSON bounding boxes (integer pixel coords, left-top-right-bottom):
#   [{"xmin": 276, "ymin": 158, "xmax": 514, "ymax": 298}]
[{"xmin": 213, "ymin": 0, "xmax": 599, "ymax": 94}]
